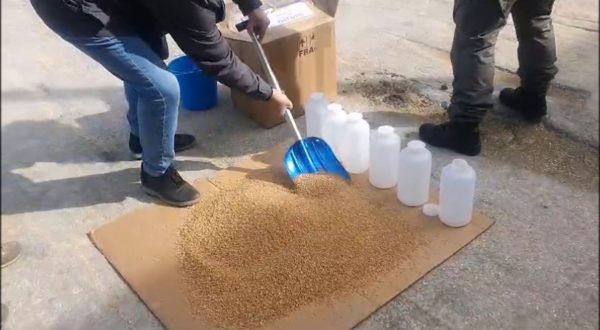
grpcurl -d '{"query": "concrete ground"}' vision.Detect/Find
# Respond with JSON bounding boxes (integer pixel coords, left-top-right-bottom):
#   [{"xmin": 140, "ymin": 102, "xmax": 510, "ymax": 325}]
[{"xmin": 1, "ymin": 0, "xmax": 598, "ymax": 329}]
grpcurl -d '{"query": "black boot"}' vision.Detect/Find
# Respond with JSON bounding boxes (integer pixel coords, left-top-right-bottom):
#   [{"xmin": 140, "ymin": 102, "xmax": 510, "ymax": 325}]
[
  {"xmin": 130, "ymin": 133, "xmax": 196, "ymax": 159},
  {"xmin": 499, "ymin": 87, "xmax": 547, "ymax": 124},
  {"xmin": 419, "ymin": 121, "xmax": 481, "ymax": 156},
  {"xmin": 141, "ymin": 165, "xmax": 201, "ymax": 207}
]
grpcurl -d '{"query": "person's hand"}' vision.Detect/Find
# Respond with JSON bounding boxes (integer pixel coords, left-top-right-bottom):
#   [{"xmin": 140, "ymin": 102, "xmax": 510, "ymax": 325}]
[
  {"xmin": 247, "ymin": 8, "xmax": 270, "ymax": 41},
  {"xmin": 271, "ymin": 89, "xmax": 293, "ymax": 116}
]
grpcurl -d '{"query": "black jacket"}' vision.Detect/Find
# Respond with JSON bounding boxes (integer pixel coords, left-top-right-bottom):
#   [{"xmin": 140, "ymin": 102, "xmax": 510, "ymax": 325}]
[{"xmin": 30, "ymin": 0, "xmax": 273, "ymax": 101}]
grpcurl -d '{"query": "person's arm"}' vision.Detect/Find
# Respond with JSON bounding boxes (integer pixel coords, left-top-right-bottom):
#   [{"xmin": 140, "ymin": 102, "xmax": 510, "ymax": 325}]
[
  {"xmin": 232, "ymin": 0, "xmax": 270, "ymax": 40},
  {"xmin": 232, "ymin": 0, "xmax": 262, "ymax": 16},
  {"xmin": 158, "ymin": 0, "xmax": 272, "ymax": 100}
]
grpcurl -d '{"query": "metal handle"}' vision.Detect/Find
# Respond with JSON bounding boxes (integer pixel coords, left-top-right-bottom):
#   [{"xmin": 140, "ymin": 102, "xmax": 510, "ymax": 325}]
[
  {"xmin": 235, "ymin": 20, "xmax": 249, "ymax": 33},
  {"xmin": 246, "ymin": 31, "xmax": 303, "ymax": 141},
  {"xmin": 248, "ymin": 32, "xmax": 281, "ymax": 90}
]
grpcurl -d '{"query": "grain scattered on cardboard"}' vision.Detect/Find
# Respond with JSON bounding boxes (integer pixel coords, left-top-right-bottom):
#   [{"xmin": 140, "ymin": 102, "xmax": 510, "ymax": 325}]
[{"xmin": 177, "ymin": 174, "xmax": 426, "ymax": 329}]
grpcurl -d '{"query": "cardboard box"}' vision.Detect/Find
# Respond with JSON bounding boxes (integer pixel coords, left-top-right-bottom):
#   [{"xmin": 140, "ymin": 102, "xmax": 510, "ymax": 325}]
[{"xmin": 219, "ymin": 0, "xmax": 340, "ymax": 128}]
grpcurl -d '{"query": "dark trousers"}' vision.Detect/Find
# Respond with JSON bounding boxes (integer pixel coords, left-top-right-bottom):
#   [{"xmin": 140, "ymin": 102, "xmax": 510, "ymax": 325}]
[{"xmin": 449, "ymin": 0, "xmax": 558, "ymax": 124}]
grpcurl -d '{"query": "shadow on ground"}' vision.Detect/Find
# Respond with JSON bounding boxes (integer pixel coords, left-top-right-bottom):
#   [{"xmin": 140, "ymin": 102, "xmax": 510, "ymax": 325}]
[{"xmin": 1, "ymin": 85, "xmax": 287, "ymax": 215}]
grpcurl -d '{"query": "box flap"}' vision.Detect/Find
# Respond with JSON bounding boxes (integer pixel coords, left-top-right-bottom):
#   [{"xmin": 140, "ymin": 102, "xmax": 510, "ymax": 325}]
[{"xmin": 311, "ymin": 0, "xmax": 339, "ymax": 17}]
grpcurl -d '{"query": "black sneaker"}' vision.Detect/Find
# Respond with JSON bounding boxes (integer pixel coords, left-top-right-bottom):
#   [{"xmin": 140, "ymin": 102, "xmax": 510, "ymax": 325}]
[
  {"xmin": 499, "ymin": 87, "xmax": 547, "ymax": 124},
  {"xmin": 141, "ymin": 165, "xmax": 201, "ymax": 207},
  {"xmin": 129, "ymin": 133, "xmax": 196, "ymax": 159},
  {"xmin": 419, "ymin": 121, "xmax": 481, "ymax": 156}
]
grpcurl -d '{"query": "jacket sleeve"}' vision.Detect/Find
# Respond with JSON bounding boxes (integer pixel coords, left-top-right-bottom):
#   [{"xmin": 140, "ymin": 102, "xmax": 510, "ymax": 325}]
[
  {"xmin": 232, "ymin": 0, "xmax": 263, "ymax": 15},
  {"xmin": 159, "ymin": 0, "xmax": 273, "ymax": 101}
]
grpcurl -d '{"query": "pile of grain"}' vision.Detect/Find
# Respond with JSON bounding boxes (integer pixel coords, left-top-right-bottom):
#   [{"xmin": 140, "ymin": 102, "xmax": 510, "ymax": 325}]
[{"xmin": 177, "ymin": 174, "xmax": 425, "ymax": 329}]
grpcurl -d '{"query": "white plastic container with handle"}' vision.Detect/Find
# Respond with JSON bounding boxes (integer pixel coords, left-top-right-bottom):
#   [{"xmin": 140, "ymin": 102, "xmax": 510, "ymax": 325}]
[
  {"xmin": 396, "ymin": 140, "xmax": 432, "ymax": 206},
  {"xmin": 339, "ymin": 112, "xmax": 370, "ymax": 173},
  {"xmin": 439, "ymin": 159, "xmax": 476, "ymax": 227},
  {"xmin": 369, "ymin": 125, "xmax": 401, "ymax": 189},
  {"xmin": 305, "ymin": 93, "xmax": 328, "ymax": 138}
]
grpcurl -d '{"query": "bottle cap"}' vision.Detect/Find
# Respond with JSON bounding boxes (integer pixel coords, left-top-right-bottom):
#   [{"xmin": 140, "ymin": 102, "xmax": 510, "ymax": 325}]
[
  {"xmin": 327, "ymin": 103, "xmax": 343, "ymax": 112},
  {"xmin": 407, "ymin": 140, "xmax": 426, "ymax": 149},
  {"xmin": 452, "ymin": 159, "xmax": 468, "ymax": 168},
  {"xmin": 347, "ymin": 112, "xmax": 363, "ymax": 122},
  {"xmin": 377, "ymin": 125, "xmax": 395, "ymax": 136},
  {"xmin": 422, "ymin": 203, "xmax": 439, "ymax": 217},
  {"xmin": 332, "ymin": 108, "xmax": 347, "ymax": 119},
  {"xmin": 311, "ymin": 92, "xmax": 325, "ymax": 100}
]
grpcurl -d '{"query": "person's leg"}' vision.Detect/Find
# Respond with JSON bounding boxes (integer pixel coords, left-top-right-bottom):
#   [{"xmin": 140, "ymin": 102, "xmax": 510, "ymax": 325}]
[
  {"xmin": 124, "ymin": 82, "xmax": 140, "ymax": 137},
  {"xmin": 419, "ymin": 0, "xmax": 512, "ymax": 156},
  {"xmin": 499, "ymin": 0, "xmax": 558, "ymax": 123},
  {"xmin": 59, "ymin": 35, "xmax": 200, "ymax": 206},
  {"xmin": 448, "ymin": 3, "xmax": 507, "ymax": 124},
  {"xmin": 66, "ymin": 36, "xmax": 179, "ymax": 174},
  {"xmin": 125, "ymin": 82, "xmax": 196, "ymax": 160}
]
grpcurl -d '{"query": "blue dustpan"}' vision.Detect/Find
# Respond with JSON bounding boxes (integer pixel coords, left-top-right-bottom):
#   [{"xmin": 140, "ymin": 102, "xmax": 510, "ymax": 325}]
[
  {"xmin": 284, "ymin": 137, "xmax": 351, "ymax": 182},
  {"xmin": 244, "ymin": 29, "xmax": 350, "ymax": 183}
]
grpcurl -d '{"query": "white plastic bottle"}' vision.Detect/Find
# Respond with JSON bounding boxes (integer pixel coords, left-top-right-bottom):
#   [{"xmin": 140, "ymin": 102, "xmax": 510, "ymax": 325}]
[
  {"xmin": 339, "ymin": 112, "xmax": 370, "ymax": 173},
  {"xmin": 321, "ymin": 103, "xmax": 342, "ymax": 138},
  {"xmin": 305, "ymin": 93, "xmax": 328, "ymax": 138},
  {"xmin": 396, "ymin": 140, "xmax": 432, "ymax": 206},
  {"xmin": 321, "ymin": 104, "xmax": 347, "ymax": 156},
  {"xmin": 438, "ymin": 159, "xmax": 476, "ymax": 227},
  {"xmin": 369, "ymin": 125, "xmax": 401, "ymax": 189}
]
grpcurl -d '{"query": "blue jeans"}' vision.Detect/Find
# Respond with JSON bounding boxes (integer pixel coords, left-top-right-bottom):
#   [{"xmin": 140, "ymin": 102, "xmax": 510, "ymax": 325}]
[{"xmin": 61, "ymin": 35, "xmax": 179, "ymax": 176}]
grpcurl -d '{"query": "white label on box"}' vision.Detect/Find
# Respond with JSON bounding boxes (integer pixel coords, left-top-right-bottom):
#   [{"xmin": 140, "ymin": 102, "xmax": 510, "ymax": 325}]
[
  {"xmin": 268, "ymin": 2, "xmax": 314, "ymax": 27},
  {"xmin": 231, "ymin": 2, "xmax": 314, "ymax": 32}
]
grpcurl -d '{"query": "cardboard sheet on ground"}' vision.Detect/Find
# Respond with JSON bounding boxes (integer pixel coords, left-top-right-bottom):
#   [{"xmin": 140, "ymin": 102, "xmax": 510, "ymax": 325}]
[{"xmin": 89, "ymin": 144, "xmax": 494, "ymax": 330}]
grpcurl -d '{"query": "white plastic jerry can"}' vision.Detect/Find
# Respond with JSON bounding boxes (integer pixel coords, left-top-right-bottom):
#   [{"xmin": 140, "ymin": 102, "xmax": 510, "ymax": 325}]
[
  {"xmin": 439, "ymin": 159, "xmax": 476, "ymax": 227},
  {"xmin": 369, "ymin": 125, "xmax": 401, "ymax": 189},
  {"xmin": 396, "ymin": 140, "xmax": 432, "ymax": 206},
  {"xmin": 339, "ymin": 112, "xmax": 370, "ymax": 173},
  {"xmin": 305, "ymin": 92, "xmax": 328, "ymax": 138}
]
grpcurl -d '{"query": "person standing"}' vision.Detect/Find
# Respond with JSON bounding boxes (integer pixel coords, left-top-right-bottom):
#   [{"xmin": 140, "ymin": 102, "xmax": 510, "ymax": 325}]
[
  {"xmin": 419, "ymin": 0, "xmax": 558, "ymax": 156},
  {"xmin": 30, "ymin": 0, "xmax": 293, "ymax": 206}
]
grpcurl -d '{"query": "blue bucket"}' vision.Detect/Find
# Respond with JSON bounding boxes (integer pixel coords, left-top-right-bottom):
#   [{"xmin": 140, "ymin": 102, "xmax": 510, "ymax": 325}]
[{"xmin": 167, "ymin": 56, "xmax": 218, "ymax": 111}]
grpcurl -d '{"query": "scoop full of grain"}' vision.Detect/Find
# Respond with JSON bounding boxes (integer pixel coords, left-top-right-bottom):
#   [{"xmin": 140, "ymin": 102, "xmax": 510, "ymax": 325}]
[{"xmin": 177, "ymin": 174, "xmax": 426, "ymax": 329}]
